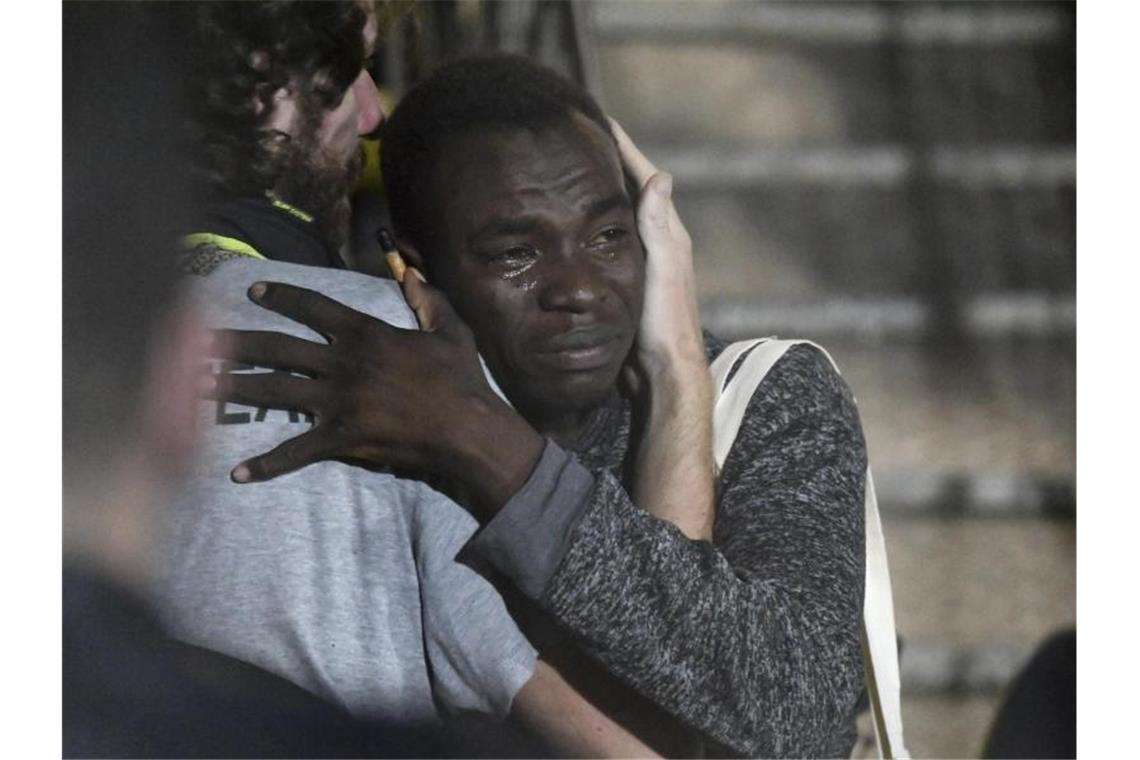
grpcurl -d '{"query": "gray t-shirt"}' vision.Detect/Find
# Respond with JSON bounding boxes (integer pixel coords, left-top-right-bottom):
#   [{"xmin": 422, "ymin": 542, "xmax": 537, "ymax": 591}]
[{"xmin": 154, "ymin": 257, "xmax": 536, "ymax": 725}]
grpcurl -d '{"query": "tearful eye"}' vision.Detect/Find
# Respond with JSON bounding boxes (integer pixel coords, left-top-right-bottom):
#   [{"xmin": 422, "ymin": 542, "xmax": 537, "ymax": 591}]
[
  {"xmin": 589, "ymin": 226, "xmax": 630, "ymax": 253},
  {"xmin": 489, "ymin": 246, "xmax": 538, "ymax": 272}
]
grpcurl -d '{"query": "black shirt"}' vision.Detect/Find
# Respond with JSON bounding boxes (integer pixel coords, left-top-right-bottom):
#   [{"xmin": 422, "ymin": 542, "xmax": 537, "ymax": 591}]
[
  {"xmin": 197, "ymin": 194, "xmax": 343, "ymax": 269},
  {"xmin": 63, "ymin": 564, "xmax": 432, "ymax": 758}
]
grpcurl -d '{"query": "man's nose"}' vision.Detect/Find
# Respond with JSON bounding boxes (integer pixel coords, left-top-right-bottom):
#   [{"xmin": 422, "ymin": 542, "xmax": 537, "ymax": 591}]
[
  {"xmin": 538, "ymin": 258, "xmax": 607, "ymax": 313},
  {"xmin": 354, "ymin": 69, "xmax": 385, "ymax": 135}
]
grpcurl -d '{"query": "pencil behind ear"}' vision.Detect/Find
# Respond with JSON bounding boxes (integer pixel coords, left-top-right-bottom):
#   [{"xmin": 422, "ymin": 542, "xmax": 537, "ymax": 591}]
[
  {"xmin": 376, "ymin": 226, "xmax": 427, "ymax": 282},
  {"xmin": 401, "ymin": 267, "xmax": 463, "ymax": 335},
  {"xmin": 394, "ymin": 236, "xmax": 426, "ymax": 273}
]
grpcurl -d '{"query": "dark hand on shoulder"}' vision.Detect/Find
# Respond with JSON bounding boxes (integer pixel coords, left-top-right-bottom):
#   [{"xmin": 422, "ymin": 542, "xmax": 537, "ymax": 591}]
[{"xmin": 203, "ymin": 276, "xmax": 545, "ymax": 519}]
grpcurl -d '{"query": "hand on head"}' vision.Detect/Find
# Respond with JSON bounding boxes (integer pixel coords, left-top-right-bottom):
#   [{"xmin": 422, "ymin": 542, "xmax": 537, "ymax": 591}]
[
  {"xmin": 609, "ymin": 118, "xmax": 716, "ymax": 541},
  {"xmin": 609, "ymin": 118, "xmax": 706, "ymax": 383}
]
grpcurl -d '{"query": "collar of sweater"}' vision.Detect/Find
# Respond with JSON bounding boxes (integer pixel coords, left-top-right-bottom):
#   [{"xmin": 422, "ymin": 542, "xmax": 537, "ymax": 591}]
[{"xmin": 194, "ymin": 193, "xmax": 342, "ymax": 269}]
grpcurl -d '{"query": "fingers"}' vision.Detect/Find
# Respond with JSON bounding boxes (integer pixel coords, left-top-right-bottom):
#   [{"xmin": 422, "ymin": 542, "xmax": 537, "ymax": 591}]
[
  {"xmin": 400, "ymin": 267, "xmax": 457, "ymax": 334},
  {"xmin": 609, "ymin": 117, "xmax": 657, "ymax": 190},
  {"xmin": 636, "ymin": 172, "xmax": 676, "ymax": 245},
  {"xmin": 248, "ymin": 281, "xmax": 390, "ymax": 343},
  {"xmin": 619, "ymin": 362, "xmax": 643, "ymax": 399},
  {"xmin": 231, "ymin": 428, "xmax": 338, "ymax": 483},
  {"xmin": 204, "ymin": 370, "xmax": 321, "ymax": 414},
  {"xmin": 210, "ymin": 329, "xmax": 331, "ymax": 375},
  {"xmin": 607, "ymin": 118, "xmax": 688, "ymax": 254}
]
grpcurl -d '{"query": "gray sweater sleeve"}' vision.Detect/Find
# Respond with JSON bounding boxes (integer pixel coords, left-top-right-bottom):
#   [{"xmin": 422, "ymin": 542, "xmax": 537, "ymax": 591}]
[
  {"xmin": 472, "ymin": 345, "xmax": 867, "ymax": 757},
  {"xmin": 466, "ymin": 441, "xmax": 595, "ymax": 599}
]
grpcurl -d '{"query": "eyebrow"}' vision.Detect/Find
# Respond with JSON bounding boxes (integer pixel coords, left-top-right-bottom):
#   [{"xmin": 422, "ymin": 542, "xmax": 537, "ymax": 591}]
[
  {"xmin": 582, "ymin": 192, "xmax": 632, "ymax": 220},
  {"xmin": 467, "ymin": 192, "xmax": 632, "ymax": 245},
  {"xmin": 468, "ymin": 216, "xmax": 541, "ymax": 245}
]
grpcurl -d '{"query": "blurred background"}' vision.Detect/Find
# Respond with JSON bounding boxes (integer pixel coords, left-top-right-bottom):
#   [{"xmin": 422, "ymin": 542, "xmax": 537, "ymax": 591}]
[{"xmin": 363, "ymin": 1, "xmax": 1076, "ymax": 757}]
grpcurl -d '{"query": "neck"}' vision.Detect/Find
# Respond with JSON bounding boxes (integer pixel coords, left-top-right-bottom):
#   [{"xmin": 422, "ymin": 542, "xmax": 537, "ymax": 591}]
[{"xmin": 525, "ymin": 396, "xmax": 613, "ymax": 452}]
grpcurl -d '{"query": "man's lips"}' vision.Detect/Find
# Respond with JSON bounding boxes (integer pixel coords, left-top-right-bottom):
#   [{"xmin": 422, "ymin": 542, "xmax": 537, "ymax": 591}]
[{"xmin": 533, "ymin": 327, "xmax": 625, "ymax": 372}]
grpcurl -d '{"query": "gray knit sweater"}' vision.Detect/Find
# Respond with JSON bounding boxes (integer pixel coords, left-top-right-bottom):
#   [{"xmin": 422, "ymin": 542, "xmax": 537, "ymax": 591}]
[{"xmin": 471, "ymin": 336, "xmax": 867, "ymax": 758}]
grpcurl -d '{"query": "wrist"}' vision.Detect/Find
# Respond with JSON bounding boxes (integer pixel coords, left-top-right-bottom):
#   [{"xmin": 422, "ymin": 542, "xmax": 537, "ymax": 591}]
[
  {"xmin": 650, "ymin": 363, "xmax": 714, "ymax": 429},
  {"xmin": 443, "ymin": 392, "xmax": 546, "ymax": 520},
  {"xmin": 640, "ymin": 347, "xmax": 711, "ymax": 393},
  {"xmin": 638, "ymin": 321, "xmax": 707, "ymax": 375}
]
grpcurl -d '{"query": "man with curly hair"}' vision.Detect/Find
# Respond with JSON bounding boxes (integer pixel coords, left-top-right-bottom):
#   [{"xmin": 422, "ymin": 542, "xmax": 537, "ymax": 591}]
[
  {"xmin": 181, "ymin": 0, "xmax": 383, "ymax": 264},
  {"xmin": 156, "ymin": 3, "xmax": 672, "ymax": 755},
  {"xmin": 63, "ymin": 4, "xmax": 429, "ymax": 756}
]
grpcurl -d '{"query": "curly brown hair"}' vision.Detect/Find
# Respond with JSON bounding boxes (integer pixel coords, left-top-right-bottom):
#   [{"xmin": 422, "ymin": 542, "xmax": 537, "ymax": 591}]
[{"xmin": 184, "ymin": 1, "xmax": 370, "ymax": 201}]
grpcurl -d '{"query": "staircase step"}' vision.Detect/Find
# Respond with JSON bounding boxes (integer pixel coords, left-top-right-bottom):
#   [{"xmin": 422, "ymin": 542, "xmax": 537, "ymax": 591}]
[
  {"xmin": 645, "ymin": 145, "xmax": 1074, "ymax": 188},
  {"xmin": 596, "ymin": 30, "xmax": 1073, "ymax": 146},
  {"xmin": 825, "ymin": 338, "xmax": 1075, "ymax": 479},
  {"xmin": 902, "ymin": 638, "xmax": 1041, "ymax": 695},
  {"xmin": 700, "ymin": 294, "xmax": 1076, "ymax": 339},
  {"xmin": 679, "ymin": 184, "xmax": 1075, "ymax": 297},
  {"xmin": 592, "ymin": 1, "xmax": 1071, "ymax": 46},
  {"xmin": 874, "ymin": 471, "xmax": 1074, "ymax": 519},
  {"xmin": 885, "ymin": 517, "xmax": 1074, "ymax": 647},
  {"xmin": 900, "ymin": 693, "xmax": 1002, "ymax": 759}
]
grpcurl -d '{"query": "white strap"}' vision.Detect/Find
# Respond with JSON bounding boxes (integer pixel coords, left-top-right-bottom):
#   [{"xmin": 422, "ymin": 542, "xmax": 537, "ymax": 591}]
[
  {"xmin": 711, "ymin": 339, "xmax": 909, "ymax": 759},
  {"xmin": 861, "ymin": 468, "xmax": 907, "ymax": 759},
  {"xmin": 709, "ymin": 337, "xmax": 770, "ymax": 394},
  {"xmin": 710, "ymin": 337, "xmax": 774, "ymax": 473}
]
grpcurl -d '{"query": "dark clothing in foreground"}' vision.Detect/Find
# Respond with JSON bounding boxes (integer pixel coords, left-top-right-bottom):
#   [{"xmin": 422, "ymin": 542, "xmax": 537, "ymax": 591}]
[
  {"xmin": 63, "ymin": 565, "xmax": 431, "ymax": 758},
  {"xmin": 983, "ymin": 628, "xmax": 1076, "ymax": 759},
  {"xmin": 472, "ymin": 337, "xmax": 868, "ymax": 757}
]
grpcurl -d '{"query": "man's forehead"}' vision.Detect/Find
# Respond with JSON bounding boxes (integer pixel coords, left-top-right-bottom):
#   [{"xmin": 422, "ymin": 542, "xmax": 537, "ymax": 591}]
[{"xmin": 433, "ymin": 115, "xmax": 626, "ymax": 213}]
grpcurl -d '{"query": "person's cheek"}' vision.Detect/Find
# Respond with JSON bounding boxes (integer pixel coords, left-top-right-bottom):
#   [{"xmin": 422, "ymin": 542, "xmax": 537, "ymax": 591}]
[{"xmin": 496, "ymin": 286, "xmax": 533, "ymax": 378}]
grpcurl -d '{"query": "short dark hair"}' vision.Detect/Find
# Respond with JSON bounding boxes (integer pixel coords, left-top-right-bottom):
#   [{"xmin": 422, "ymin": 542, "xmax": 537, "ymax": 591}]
[
  {"xmin": 183, "ymin": 1, "xmax": 369, "ymax": 201},
  {"xmin": 380, "ymin": 53, "xmax": 612, "ymax": 257}
]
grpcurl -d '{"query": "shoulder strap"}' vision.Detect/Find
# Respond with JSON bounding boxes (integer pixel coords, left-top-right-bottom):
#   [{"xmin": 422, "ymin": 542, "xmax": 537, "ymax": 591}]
[
  {"xmin": 709, "ymin": 337, "xmax": 781, "ymax": 474},
  {"xmin": 711, "ymin": 339, "xmax": 909, "ymax": 759},
  {"xmin": 861, "ymin": 468, "xmax": 907, "ymax": 759}
]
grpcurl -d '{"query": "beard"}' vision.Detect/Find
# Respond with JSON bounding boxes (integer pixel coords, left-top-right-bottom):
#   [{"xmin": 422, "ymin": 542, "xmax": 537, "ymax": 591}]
[{"xmin": 270, "ymin": 133, "xmax": 362, "ymax": 255}]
